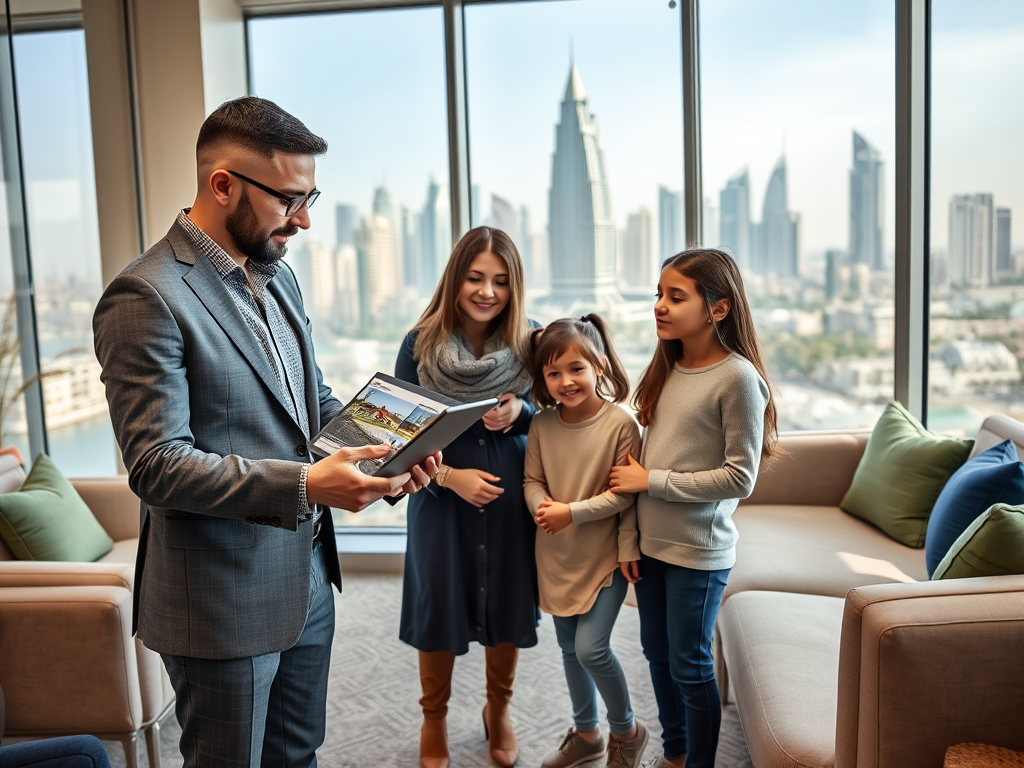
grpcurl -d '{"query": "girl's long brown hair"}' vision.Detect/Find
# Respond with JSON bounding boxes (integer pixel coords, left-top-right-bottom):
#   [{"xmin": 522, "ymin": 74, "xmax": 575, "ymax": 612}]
[
  {"xmin": 412, "ymin": 226, "xmax": 531, "ymax": 365},
  {"xmin": 632, "ymin": 249, "xmax": 779, "ymax": 460},
  {"xmin": 529, "ymin": 314, "xmax": 630, "ymax": 407}
]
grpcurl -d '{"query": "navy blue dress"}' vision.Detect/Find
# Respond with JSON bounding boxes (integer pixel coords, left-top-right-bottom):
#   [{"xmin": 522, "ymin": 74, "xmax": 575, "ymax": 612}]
[{"xmin": 395, "ymin": 331, "xmax": 540, "ymax": 655}]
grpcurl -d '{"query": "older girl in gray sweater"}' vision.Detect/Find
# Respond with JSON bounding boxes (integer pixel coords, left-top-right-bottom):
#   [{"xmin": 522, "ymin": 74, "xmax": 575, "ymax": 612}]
[{"xmin": 610, "ymin": 249, "xmax": 779, "ymax": 768}]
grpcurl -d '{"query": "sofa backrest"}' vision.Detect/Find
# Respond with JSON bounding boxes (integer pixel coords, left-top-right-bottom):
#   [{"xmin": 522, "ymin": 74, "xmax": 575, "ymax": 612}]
[
  {"xmin": 0, "ymin": 454, "xmax": 26, "ymax": 561},
  {"xmin": 743, "ymin": 430, "xmax": 870, "ymax": 507},
  {"xmin": 970, "ymin": 413, "xmax": 1024, "ymax": 459}
]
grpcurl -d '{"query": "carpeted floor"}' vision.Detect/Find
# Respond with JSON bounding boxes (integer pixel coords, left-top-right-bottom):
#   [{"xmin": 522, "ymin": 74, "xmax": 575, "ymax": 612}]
[{"xmin": 104, "ymin": 573, "xmax": 753, "ymax": 768}]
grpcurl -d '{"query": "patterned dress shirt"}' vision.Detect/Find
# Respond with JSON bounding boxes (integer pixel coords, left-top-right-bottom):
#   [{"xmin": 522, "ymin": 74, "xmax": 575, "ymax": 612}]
[{"xmin": 177, "ymin": 209, "xmax": 319, "ymax": 528}]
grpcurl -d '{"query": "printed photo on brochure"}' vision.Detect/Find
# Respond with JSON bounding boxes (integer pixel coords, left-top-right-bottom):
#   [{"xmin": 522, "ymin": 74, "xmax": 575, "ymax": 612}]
[{"xmin": 311, "ymin": 376, "xmax": 449, "ymax": 475}]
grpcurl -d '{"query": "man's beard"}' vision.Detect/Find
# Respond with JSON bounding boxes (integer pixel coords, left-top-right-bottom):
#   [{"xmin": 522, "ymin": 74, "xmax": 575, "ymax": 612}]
[{"xmin": 225, "ymin": 188, "xmax": 298, "ymax": 265}]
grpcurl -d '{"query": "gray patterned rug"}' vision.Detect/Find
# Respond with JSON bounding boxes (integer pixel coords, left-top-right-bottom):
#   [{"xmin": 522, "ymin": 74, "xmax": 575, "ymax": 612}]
[{"xmin": 105, "ymin": 573, "xmax": 753, "ymax": 768}]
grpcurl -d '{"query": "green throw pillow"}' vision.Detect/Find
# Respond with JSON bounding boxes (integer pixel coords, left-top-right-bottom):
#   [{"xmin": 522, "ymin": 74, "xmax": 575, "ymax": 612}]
[
  {"xmin": 840, "ymin": 401, "xmax": 973, "ymax": 547},
  {"xmin": 932, "ymin": 503, "xmax": 1024, "ymax": 579},
  {"xmin": 0, "ymin": 453, "xmax": 113, "ymax": 561}
]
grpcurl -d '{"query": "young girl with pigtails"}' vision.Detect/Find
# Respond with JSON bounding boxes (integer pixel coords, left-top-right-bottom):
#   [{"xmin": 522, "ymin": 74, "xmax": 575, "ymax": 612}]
[
  {"xmin": 610, "ymin": 249, "xmax": 778, "ymax": 768},
  {"xmin": 523, "ymin": 314, "xmax": 649, "ymax": 768}
]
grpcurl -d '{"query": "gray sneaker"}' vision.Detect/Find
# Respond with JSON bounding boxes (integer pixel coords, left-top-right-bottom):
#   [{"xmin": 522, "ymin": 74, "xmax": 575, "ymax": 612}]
[
  {"xmin": 639, "ymin": 759, "xmax": 673, "ymax": 768},
  {"xmin": 606, "ymin": 721, "xmax": 650, "ymax": 768},
  {"xmin": 540, "ymin": 728, "xmax": 608, "ymax": 768}
]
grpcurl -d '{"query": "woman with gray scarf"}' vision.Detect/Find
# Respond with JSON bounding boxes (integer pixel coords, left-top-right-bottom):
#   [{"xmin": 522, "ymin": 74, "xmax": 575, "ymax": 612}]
[{"xmin": 395, "ymin": 226, "xmax": 540, "ymax": 768}]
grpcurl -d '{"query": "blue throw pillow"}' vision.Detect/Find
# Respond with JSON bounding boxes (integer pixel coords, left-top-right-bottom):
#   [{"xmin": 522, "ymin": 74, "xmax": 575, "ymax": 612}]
[{"xmin": 925, "ymin": 439, "xmax": 1024, "ymax": 576}]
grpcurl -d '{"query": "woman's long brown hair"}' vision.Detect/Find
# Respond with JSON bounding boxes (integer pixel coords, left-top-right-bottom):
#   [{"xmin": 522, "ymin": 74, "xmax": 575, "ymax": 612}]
[
  {"xmin": 412, "ymin": 226, "xmax": 531, "ymax": 365},
  {"xmin": 631, "ymin": 249, "xmax": 779, "ymax": 460}
]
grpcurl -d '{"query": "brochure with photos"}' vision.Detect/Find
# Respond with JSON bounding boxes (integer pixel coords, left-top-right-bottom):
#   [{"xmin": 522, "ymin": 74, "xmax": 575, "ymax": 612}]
[{"xmin": 309, "ymin": 372, "xmax": 498, "ymax": 478}]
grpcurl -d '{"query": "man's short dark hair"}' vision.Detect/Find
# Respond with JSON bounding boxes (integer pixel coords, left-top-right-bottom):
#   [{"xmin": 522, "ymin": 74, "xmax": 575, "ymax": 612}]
[{"xmin": 197, "ymin": 96, "xmax": 327, "ymax": 159}]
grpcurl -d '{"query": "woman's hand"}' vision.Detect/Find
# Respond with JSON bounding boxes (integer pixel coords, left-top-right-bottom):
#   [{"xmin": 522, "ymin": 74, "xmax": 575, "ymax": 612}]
[
  {"xmin": 446, "ymin": 468, "xmax": 504, "ymax": 507},
  {"xmin": 536, "ymin": 500, "xmax": 573, "ymax": 534},
  {"xmin": 609, "ymin": 453, "xmax": 649, "ymax": 494},
  {"xmin": 481, "ymin": 393, "xmax": 523, "ymax": 432},
  {"xmin": 394, "ymin": 451, "xmax": 441, "ymax": 496},
  {"xmin": 619, "ymin": 561, "xmax": 641, "ymax": 583}
]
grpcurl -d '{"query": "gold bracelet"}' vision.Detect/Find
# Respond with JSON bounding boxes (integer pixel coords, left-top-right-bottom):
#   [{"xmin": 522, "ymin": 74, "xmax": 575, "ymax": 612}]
[{"xmin": 436, "ymin": 464, "xmax": 453, "ymax": 488}]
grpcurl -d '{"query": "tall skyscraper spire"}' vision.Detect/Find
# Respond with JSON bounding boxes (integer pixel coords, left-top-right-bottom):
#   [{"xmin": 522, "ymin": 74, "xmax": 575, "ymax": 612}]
[
  {"xmin": 849, "ymin": 131, "xmax": 885, "ymax": 270},
  {"xmin": 758, "ymin": 156, "xmax": 799, "ymax": 277},
  {"xmin": 548, "ymin": 62, "xmax": 619, "ymax": 310}
]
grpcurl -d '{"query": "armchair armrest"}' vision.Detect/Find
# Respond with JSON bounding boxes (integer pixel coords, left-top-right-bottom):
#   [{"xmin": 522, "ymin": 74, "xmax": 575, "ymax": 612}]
[
  {"xmin": 70, "ymin": 476, "xmax": 139, "ymax": 543},
  {"xmin": 835, "ymin": 575, "xmax": 1024, "ymax": 768},
  {"xmin": 744, "ymin": 430, "xmax": 868, "ymax": 507},
  {"xmin": 0, "ymin": 584, "xmax": 144, "ymax": 735},
  {"xmin": 0, "ymin": 561, "xmax": 133, "ymax": 590}
]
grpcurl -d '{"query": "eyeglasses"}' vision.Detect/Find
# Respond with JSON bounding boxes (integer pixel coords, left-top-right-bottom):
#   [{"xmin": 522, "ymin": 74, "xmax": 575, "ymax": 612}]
[{"xmin": 226, "ymin": 170, "xmax": 320, "ymax": 217}]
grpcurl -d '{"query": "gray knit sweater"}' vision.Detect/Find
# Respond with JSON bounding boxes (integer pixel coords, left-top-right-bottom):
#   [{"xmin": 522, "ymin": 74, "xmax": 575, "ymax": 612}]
[{"xmin": 620, "ymin": 353, "xmax": 769, "ymax": 571}]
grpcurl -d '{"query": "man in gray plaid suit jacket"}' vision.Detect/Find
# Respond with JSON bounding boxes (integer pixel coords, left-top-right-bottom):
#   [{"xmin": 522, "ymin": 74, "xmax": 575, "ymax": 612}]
[{"xmin": 93, "ymin": 97, "xmax": 437, "ymax": 768}]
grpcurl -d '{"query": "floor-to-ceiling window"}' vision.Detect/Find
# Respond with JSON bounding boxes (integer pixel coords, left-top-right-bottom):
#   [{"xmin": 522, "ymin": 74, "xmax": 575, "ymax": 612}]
[
  {"xmin": 928, "ymin": 0, "xmax": 1024, "ymax": 436},
  {"xmin": 465, "ymin": 0, "xmax": 684, "ymax": 387},
  {"xmin": 12, "ymin": 26, "xmax": 116, "ymax": 476},
  {"xmin": 701, "ymin": 0, "xmax": 897, "ymax": 431},
  {"xmin": 0, "ymin": 13, "xmax": 116, "ymax": 477},
  {"xmin": 248, "ymin": 7, "xmax": 449, "ymax": 526}
]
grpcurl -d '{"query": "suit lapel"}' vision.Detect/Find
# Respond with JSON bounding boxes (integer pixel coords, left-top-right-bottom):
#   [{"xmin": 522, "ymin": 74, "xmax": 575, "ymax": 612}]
[{"xmin": 177, "ymin": 243, "xmax": 299, "ymax": 424}]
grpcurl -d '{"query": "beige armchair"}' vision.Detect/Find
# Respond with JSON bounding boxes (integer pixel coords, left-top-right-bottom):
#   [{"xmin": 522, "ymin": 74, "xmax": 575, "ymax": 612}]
[{"xmin": 0, "ymin": 455, "xmax": 174, "ymax": 768}]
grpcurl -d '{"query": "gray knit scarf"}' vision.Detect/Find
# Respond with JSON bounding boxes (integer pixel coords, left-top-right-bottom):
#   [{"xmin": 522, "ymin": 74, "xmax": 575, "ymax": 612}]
[{"xmin": 417, "ymin": 330, "xmax": 533, "ymax": 403}]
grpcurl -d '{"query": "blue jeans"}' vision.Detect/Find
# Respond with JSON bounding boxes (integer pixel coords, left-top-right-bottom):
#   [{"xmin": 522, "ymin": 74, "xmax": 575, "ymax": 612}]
[
  {"xmin": 634, "ymin": 554, "xmax": 730, "ymax": 768},
  {"xmin": 161, "ymin": 541, "xmax": 335, "ymax": 768},
  {"xmin": 551, "ymin": 570, "xmax": 635, "ymax": 735},
  {"xmin": 0, "ymin": 735, "xmax": 110, "ymax": 768}
]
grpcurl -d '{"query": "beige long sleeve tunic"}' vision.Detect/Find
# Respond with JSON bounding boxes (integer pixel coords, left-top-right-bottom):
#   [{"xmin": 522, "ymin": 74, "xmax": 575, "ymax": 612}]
[{"xmin": 524, "ymin": 401, "xmax": 641, "ymax": 617}]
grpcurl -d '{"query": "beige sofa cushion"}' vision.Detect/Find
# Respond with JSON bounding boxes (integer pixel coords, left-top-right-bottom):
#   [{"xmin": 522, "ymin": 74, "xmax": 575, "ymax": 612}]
[
  {"xmin": 728, "ymin": 504, "xmax": 928, "ymax": 601},
  {"xmin": 99, "ymin": 537, "xmax": 139, "ymax": 564},
  {"xmin": 719, "ymin": 590, "xmax": 846, "ymax": 768}
]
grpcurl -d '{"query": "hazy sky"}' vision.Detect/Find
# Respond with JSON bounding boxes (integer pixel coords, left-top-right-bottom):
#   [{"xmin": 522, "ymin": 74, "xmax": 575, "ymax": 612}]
[
  {"xmin": 250, "ymin": 0, "xmax": 1022, "ymax": 258},
  {"xmin": 4, "ymin": 0, "xmax": 1022, "ymax": 288}
]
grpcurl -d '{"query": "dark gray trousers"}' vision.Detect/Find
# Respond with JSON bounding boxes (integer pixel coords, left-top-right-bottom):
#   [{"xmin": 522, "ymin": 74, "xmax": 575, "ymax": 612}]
[{"xmin": 161, "ymin": 542, "xmax": 336, "ymax": 768}]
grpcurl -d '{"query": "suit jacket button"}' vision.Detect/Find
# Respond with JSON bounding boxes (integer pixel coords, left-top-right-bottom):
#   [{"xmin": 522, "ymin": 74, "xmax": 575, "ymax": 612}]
[{"xmin": 296, "ymin": 444, "xmax": 308, "ymax": 457}]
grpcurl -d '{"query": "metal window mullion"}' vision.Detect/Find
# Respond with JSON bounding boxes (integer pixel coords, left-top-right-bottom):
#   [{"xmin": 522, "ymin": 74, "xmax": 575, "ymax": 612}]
[
  {"xmin": 894, "ymin": 0, "xmax": 930, "ymax": 422},
  {"xmin": 443, "ymin": 0, "xmax": 471, "ymax": 242},
  {"xmin": 0, "ymin": 0, "xmax": 47, "ymax": 457},
  {"xmin": 681, "ymin": 0, "xmax": 701, "ymax": 247}
]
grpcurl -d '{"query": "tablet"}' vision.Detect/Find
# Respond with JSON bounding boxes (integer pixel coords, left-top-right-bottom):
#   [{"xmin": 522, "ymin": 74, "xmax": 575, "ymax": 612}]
[{"xmin": 308, "ymin": 372, "xmax": 499, "ymax": 478}]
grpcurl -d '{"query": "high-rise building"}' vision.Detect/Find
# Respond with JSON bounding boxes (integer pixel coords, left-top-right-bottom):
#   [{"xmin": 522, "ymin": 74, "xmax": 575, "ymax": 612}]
[
  {"xmin": 356, "ymin": 211, "xmax": 400, "ymax": 327},
  {"xmin": 659, "ymin": 186, "xmax": 684, "ymax": 262},
  {"xmin": 758, "ymin": 156, "xmax": 799, "ymax": 277},
  {"xmin": 719, "ymin": 169, "xmax": 751, "ymax": 269},
  {"xmin": 419, "ymin": 178, "xmax": 448, "ymax": 297},
  {"xmin": 548, "ymin": 63, "xmax": 619, "ymax": 309},
  {"xmin": 336, "ymin": 204, "xmax": 356, "ymax": 247},
  {"xmin": 491, "ymin": 194, "xmax": 517, "ymax": 236},
  {"xmin": 849, "ymin": 131, "xmax": 885, "ymax": 271},
  {"xmin": 996, "ymin": 207, "xmax": 1012, "ymax": 278},
  {"xmin": 372, "ymin": 185, "xmax": 402, "ymax": 287},
  {"xmin": 518, "ymin": 205, "xmax": 538, "ymax": 288},
  {"xmin": 948, "ymin": 193, "xmax": 994, "ymax": 288},
  {"xmin": 401, "ymin": 206, "xmax": 419, "ymax": 289},
  {"xmin": 621, "ymin": 208, "xmax": 653, "ymax": 290},
  {"xmin": 825, "ymin": 249, "xmax": 844, "ymax": 302},
  {"xmin": 702, "ymin": 196, "xmax": 719, "ymax": 251},
  {"xmin": 307, "ymin": 242, "xmax": 337, "ymax": 320},
  {"xmin": 335, "ymin": 243, "xmax": 361, "ymax": 333}
]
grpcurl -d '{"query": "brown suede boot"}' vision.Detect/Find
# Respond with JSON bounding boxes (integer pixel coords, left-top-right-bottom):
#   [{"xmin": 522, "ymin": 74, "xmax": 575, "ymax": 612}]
[
  {"xmin": 482, "ymin": 643, "xmax": 520, "ymax": 767},
  {"xmin": 419, "ymin": 650, "xmax": 456, "ymax": 768}
]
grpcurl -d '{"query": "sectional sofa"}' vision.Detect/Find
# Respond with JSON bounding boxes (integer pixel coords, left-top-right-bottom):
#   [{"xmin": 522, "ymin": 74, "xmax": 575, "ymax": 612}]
[{"xmin": 718, "ymin": 414, "xmax": 1024, "ymax": 768}]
